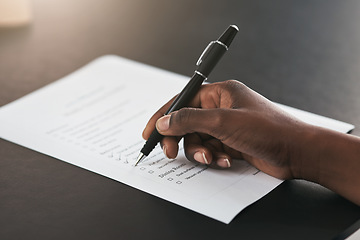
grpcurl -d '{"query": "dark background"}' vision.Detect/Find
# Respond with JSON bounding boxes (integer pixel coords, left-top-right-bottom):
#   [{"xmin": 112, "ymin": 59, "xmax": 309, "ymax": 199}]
[{"xmin": 0, "ymin": 1, "xmax": 359, "ymax": 239}]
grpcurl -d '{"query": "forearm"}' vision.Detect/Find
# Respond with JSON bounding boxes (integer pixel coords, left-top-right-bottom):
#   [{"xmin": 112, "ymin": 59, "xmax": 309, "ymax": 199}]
[{"xmin": 293, "ymin": 124, "xmax": 360, "ymax": 205}]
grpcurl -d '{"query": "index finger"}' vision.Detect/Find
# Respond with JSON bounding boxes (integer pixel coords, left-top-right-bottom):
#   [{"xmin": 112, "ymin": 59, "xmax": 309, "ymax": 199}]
[
  {"xmin": 142, "ymin": 82, "xmax": 228, "ymax": 140},
  {"xmin": 142, "ymin": 94, "xmax": 178, "ymax": 140}
]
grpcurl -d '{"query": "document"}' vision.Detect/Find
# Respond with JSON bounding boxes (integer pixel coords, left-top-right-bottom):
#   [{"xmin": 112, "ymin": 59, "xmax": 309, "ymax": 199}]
[
  {"xmin": 346, "ymin": 227, "xmax": 360, "ymax": 240},
  {"xmin": 0, "ymin": 55, "xmax": 354, "ymax": 224}
]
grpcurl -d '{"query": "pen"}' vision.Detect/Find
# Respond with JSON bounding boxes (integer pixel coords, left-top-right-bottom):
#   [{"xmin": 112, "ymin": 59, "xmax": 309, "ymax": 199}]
[{"xmin": 135, "ymin": 24, "xmax": 239, "ymax": 166}]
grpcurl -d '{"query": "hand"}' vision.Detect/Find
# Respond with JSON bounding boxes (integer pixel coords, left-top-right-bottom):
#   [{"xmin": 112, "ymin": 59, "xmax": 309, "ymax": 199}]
[
  {"xmin": 142, "ymin": 80, "xmax": 309, "ymax": 179},
  {"xmin": 143, "ymin": 80, "xmax": 360, "ymax": 204}
]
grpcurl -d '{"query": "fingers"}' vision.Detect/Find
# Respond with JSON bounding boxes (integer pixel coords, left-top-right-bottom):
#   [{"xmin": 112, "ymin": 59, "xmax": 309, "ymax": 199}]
[
  {"xmin": 155, "ymin": 108, "xmax": 236, "ymax": 168},
  {"xmin": 161, "ymin": 132, "xmax": 233, "ymax": 168},
  {"xmin": 184, "ymin": 134, "xmax": 232, "ymax": 168},
  {"xmin": 156, "ymin": 108, "xmax": 226, "ymax": 137},
  {"xmin": 160, "ymin": 136, "xmax": 179, "ymax": 159},
  {"xmin": 183, "ymin": 133, "xmax": 212, "ymax": 165},
  {"xmin": 204, "ymin": 139, "xmax": 232, "ymax": 168},
  {"xmin": 141, "ymin": 83, "xmax": 217, "ymax": 140},
  {"xmin": 142, "ymin": 95, "xmax": 178, "ymax": 140},
  {"xmin": 142, "ymin": 80, "xmax": 250, "ymax": 140},
  {"xmin": 142, "ymin": 80, "xmax": 234, "ymax": 140}
]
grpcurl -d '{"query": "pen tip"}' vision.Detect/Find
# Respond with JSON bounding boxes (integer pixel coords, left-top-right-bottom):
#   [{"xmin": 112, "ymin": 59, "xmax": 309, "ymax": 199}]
[{"xmin": 134, "ymin": 152, "xmax": 146, "ymax": 166}]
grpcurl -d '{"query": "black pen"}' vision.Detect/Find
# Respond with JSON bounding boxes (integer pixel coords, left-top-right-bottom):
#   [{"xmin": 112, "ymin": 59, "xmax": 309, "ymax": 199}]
[{"xmin": 135, "ymin": 24, "xmax": 239, "ymax": 166}]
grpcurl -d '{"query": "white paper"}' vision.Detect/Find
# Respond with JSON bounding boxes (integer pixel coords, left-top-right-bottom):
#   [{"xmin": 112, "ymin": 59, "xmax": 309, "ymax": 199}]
[
  {"xmin": 0, "ymin": 55, "xmax": 354, "ymax": 224},
  {"xmin": 346, "ymin": 227, "xmax": 360, "ymax": 240}
]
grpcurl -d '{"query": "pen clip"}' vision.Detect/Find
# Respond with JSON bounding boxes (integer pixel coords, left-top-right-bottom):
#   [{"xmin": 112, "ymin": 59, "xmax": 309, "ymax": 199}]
[{"xmin": 196, "ymin": 41, "xmax": 215, "ymax": 66}]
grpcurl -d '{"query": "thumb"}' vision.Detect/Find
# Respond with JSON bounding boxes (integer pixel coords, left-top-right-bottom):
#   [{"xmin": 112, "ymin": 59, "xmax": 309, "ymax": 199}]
[{"xmin": 156, "ymin": 108, "xmax": 226, "ymax": 137}]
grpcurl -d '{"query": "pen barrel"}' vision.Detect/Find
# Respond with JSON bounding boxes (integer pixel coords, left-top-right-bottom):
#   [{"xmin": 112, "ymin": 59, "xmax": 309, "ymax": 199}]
[
  {"xmin": 141, "ymin": 129, "xmax": 163, "ymax": 156},
  {"xmin": 165, "ymin": 73, "xmax": 206, "ymax": 114},
  {"xmin": 196, "ymin": 42, "xmax": 227, "ymax": 77},
  {"xmin": 141, "ymin": 73, "xmax": 206, "ymax": 156}
]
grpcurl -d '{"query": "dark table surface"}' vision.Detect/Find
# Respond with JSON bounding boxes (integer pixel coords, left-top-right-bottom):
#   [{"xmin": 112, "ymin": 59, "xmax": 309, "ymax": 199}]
[{"xmin": 1, "ymin": 1, "xmax": 359, "ymax": 239}]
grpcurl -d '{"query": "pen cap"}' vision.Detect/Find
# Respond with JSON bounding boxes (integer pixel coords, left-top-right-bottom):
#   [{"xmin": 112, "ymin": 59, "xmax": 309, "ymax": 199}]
[
  {"xmin": 196, "ymin": 25, "xmax": 238, "ymax": 77},
  {"xmin": 218, "ymin": 25, "xmax": 239, "ymax": 48}
]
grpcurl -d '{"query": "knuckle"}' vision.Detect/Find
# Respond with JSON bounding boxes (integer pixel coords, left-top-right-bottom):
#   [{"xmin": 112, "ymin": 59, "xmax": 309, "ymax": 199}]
[
  {"xmin": 171, "ymin": 108, "xmax": 196, "ymax": 131},
  {"xmin": 220, "ymin": 80, "xmax": 253, "ymax": 109},
  {"xmin": 222, "ymin": 79, "xmax": 248, "ymax": 92}
]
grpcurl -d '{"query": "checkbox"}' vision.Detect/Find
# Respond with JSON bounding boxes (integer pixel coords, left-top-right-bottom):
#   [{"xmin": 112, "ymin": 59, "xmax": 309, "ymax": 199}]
[
  {"xmin": 167, "ymin": 178, "xmax": 173, "ymax": 181},
  {"xmin": 148, "ymin": 170, "xmax": 154, "ymax": 174},
  {"xmin": 176, "ymin": 181, "xmax": 182, "ymax": 184},
  {"xmin": 140, "ymin": 167, "xmax": 146, "ymax": 170}
]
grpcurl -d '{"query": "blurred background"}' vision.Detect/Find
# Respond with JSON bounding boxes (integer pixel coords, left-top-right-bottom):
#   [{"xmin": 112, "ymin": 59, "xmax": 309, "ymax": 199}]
[{"xmin": 1, "ymin": 0, "xmax": 360, "ymax": 135}]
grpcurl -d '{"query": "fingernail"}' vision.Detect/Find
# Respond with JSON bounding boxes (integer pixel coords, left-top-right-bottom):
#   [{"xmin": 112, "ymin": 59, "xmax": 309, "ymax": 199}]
[
  {"xmin": 194, "ymin": 152, "xmax": 209, "ymax": 164},
  {"xmin": 203, "ymin": 153, "xmax": 209, "ymax": 164},
  {"xmin": 163, "ymin": 145, "xmax": 168, "ymax": 158},
  {"xmin": 156, "ymin": 115, "xmax": 170, "ymax": 132},
  {"xmin": 218, "ymin": 158, "xmax": 231, "ymax": 168},
  {"xmin": 224, "ymin": 158, "xmax": 231, "ymax": 168}
]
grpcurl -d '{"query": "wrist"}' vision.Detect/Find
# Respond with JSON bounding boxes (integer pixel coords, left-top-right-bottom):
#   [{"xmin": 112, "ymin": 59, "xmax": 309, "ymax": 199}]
[{"xmin": 288, "ymin": 123, "xmax": 322, "ymax": 183}]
